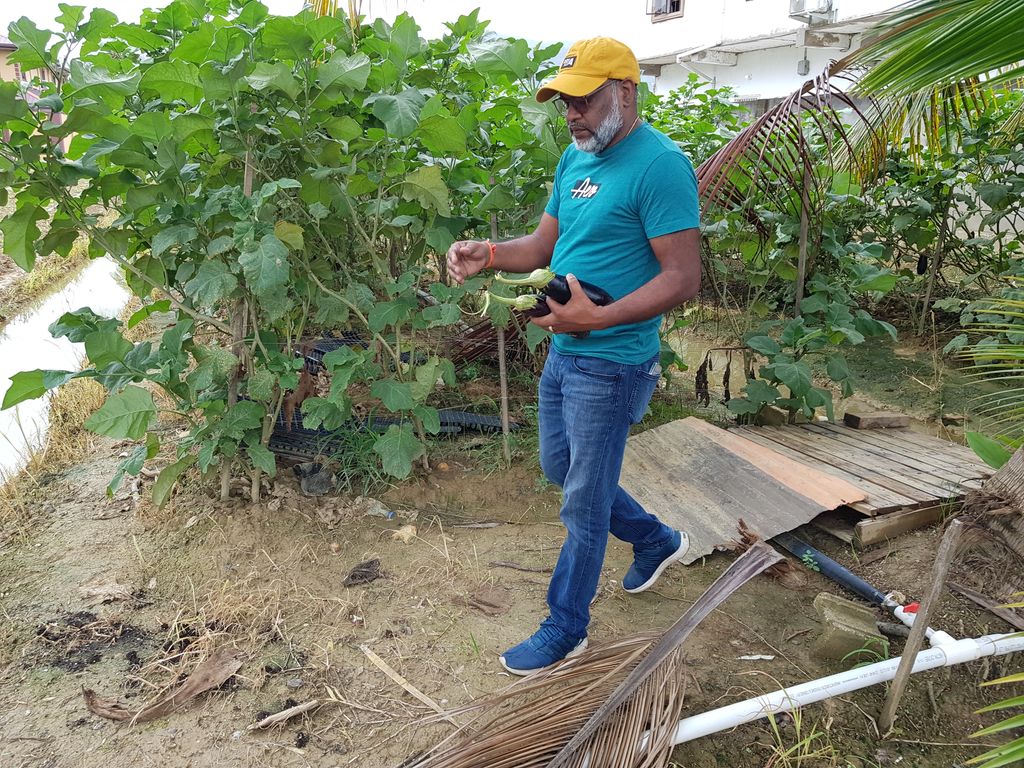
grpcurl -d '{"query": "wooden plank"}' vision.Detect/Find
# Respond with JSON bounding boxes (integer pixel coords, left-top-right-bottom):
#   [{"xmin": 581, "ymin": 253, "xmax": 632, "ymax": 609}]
[
  {"xmin": 844, "ymin": 411, "xmax": 911, "ymax": 429},
  {"xmin": 949, "ymin": 581, "xmax": 1024, "ymax": 631},
  {"xmin": 801, "ymin": 423, "xmax": 988, "ymax": 492},
  {"xmin": 620, "ymin": 420, "xmax": 850, "ymax": 565},
  {"xmin": 812, "ymin": 510, "xmax": 856, "ymax": 543},
  {"xmin": 682, "ymin": 418, "xmax": 865, "ymax": 508},
  {"xmin": 853, "ymin": 504, "xmax": 949, "ymax": 547},
  {"xmin": 882, "ymin": 428, "xmax": 983, "ymax": 463},
  {"xmin": 732, "ymin": 427, "xmax": 915, "ymax": 514},
  {"xmin": 769, "ymin": 425, "xmax": 972, "ymax": 500},
  {"xmin": 815, "ymin": 423, "xmax": 990, "ymax": 481},
  {"xmin": 753, "ymin": 427, "xmax": 951, "ymax": 503}
]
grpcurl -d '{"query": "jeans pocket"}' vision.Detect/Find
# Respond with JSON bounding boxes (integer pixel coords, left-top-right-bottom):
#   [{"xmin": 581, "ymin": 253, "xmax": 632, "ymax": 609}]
[
  {"xmin": 571, "ymin": 355, "xmax": 624, "ymax": 381},
  {"xmin": 627, "ymin": 359, "xmax": 661, "ymax": 425}
]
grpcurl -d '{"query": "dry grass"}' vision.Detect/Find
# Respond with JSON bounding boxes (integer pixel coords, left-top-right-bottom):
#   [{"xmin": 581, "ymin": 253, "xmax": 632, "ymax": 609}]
[
  {"xmin": 0, "ymin": 238, "xmax": 91, "ymax": 329},
  {"xmin": 0, "ymin": 377, "xmax": 105, "ymax": 530}
]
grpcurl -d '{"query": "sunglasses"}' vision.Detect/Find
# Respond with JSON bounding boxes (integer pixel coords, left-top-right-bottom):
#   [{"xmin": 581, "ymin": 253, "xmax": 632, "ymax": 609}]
[{"xmin": 554, "ymin": 80, "xmax": 618, "ymax": 114}]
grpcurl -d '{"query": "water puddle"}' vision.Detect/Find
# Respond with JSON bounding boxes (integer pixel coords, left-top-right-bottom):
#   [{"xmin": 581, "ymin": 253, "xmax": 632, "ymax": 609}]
[{"xmin": 0, "ymin": 259, "xmax": 130, "ymax": 480}]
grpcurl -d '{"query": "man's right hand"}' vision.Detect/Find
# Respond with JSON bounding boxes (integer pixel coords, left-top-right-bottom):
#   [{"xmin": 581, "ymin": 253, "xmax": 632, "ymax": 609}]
[{"xmin": 446, "ymin": 240, "xmax": 490, "ymax": 285}]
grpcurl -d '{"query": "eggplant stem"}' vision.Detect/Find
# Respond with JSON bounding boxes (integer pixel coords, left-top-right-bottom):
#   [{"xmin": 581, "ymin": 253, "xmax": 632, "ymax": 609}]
[{"xmin": 492, "ymin": 268, "xmax": 555, "ymax": 289}]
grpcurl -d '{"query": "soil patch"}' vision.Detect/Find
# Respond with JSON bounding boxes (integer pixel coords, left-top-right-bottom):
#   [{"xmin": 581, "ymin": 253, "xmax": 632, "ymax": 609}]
[{"xmin": 0, "ymin": 426, "xmax": 1017, "ymax": 768}]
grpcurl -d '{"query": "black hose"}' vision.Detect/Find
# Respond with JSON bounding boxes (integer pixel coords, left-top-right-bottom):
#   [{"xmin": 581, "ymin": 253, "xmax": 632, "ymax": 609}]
[{"xmin": 773, "ymin": 532, "xmax": 889, "ymax": 606}]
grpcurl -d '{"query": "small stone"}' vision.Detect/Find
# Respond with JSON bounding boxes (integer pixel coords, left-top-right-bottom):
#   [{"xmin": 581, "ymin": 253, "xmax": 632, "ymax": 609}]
[
  {"xmin": 330, "ymin": 542, "xmax": 341, "ymax": 554},
  {"xmin": 437, "ymin": 462, "xmax": 450, "ymax": 472},
  {"xmin": 812, "ymin": 593, "xmax": 887, "ymax": 661},
  {"xmin": 286, "ymin": 678, "xmax": 304, "ymax": 689},
  {"xmin": 231, "ymin": 730, "xmax": 242, "ymax": 741},
  {"xmin": 941, "ymin": 413, "xmax": 965, "ymax": 426}
]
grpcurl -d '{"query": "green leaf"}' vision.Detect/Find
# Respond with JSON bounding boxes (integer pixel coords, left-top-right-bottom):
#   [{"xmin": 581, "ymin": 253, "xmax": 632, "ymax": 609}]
[
  {"xmin": 106, "ymin": 431, "xmax": 159, "ymax": 496},
  {"xmin": 56, "ymin": 4, "xmax": 86, "ymax": 34},
  {"xmin": 746, "ymin": 335, "xmax": 781, "ymax": 356},
  {"xmin": 110, "ymin": 22, "xmax": 167, "ymax": 51},
  {"xmin": 315, "ymin": 51, "xmax": 371, "ymax": 91},
  {"xmin": 247, "ymin": 442, "xmax": 277, "ymax": 478},
  {"xmin": 414, "ymin": 405, "xmax": 441, "ymax": 435},
  {"xmin": 152, "ymin": 454, "xmax": 197, "ymax": 508},
  {"xmin": 0, "ymin": 205, "xmax": 46, "ymax": 271},
  {"xmin": 246, "ymin": 366, "xmax": 276, "ymax": 401},
  {"xmin": 727, "ymin": 398, "xmax": 761, "ymax": 416},
  {"xmin": 84, "ymin": 385, "xmax": 157, "ymax": 440},
  {"xmin": 744, "ymin": 379, "xmax": 780, "ymax": 405},
  {"xmin": 139, "ymin": 61, "xmax": 203, "ymax": 103},
  {"xmin": 416, "ymin": 115, "xmax": 467, "ymax": 155},
  {"xmin": 84, "ymin": 329, "xmax": 133, "ymax": 368},
  {"xmin": 0, "ymin": 81, "xmax": 31, "ymax": 123},
  {"xmin": 468, "ymin": 38, "xmax": 531, "ymax": 78},
  {"xmin": 245, "ymin": 62, "xmax": 300, "ymax": 101},
  {"xmin": 218, "ymin": 400, "xmax": 264, "ymax": 441},
  {"xmin": 966, "ymin": 432, "xmax": 1012, "ymax": 470},
  {"xmin": 773, "ymin": 362, "xmax": 812, "ymax": 397},
  {"xmin": 274, "ymin": 220, "xmax": 304, "ymax": 251},
  {"xmin": 239, "ymin": 234, "xmax": 290, "ymax": 296},
  {"xmin": 152, "ymin": 223, "xmax": 197, "ymax": 257},
  {"xmin": 300, "ymin": 397, "xmax": 350, "ymax": 430},
  {"xmin": 373, "ymin": 424, "xmax": 424, "ymax": 479},
  {"xmin": 371, "ymin": 379, "xmax": 415, "ymax": 411},
  {"xmin": 184, "ymin": 260, "xmax": 238, "ymax": 307},
  {"xmin": 421, "ymin": 303, "xmax": 461, "ymax": 327},
  {"xmin": 368, "ymin": 296, "xmax": 416, "ymax": 333},
  {"xmin": 369, "ymin": 87, "xmax": 425, "ymax": 138},
  {"xmin": 2, "ymin": 369, "xmax": 77, "ymax": 409},
  {"xmin": 402, "ymin": 165, "xmax": 451, "ymax": 216},
  {"xmin": 826, "ymin": 356, "xmax": 851, "ymax": 382},
  {"xmin": 7, "ymin": 17, "xmax": 52, "ymax": 71},
  {"xmin": 127, "ymin": 300, "xmax": 172, "ymax": 329}
]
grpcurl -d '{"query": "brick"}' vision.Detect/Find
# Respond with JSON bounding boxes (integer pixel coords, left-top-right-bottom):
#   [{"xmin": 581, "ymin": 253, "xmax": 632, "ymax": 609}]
[{"xmin": 812, "ymin": 592, "xmax": 888, "ymax": 662}]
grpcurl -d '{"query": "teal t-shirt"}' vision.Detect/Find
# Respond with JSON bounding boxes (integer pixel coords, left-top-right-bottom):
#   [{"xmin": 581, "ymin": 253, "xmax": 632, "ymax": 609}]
[{"xmin": 544, "ymin": 122, "xmax": 700, "ymax": 364}]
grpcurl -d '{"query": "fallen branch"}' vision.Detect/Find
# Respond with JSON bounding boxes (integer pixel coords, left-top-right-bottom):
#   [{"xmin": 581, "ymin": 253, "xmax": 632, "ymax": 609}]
[
  {"xmin": 487, "ymin": 561, "xmax": 552, "ymax": 574},
  {"xmin": 360, "ymin": 645, "xmax": 459, "ymax": 726},
  {"xmin": 248, "ymin": 699, "xmax": 320, "ymax": 731}
]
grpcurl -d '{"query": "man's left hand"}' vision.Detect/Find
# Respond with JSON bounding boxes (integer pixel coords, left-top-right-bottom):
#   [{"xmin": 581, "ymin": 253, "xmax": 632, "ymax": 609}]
[{"xmin": 530, "ymin": 274, "xmax": 606, "ymax": 335}]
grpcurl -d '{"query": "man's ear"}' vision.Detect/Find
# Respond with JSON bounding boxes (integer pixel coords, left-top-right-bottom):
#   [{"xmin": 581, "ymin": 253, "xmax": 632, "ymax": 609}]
[{"xmin": 622, "ymin": 80, "xmax": 638, "ymax": 110}]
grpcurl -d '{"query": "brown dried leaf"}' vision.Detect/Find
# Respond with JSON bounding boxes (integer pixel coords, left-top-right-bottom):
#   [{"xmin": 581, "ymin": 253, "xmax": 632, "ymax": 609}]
[{"xmin": 83, "ymin": 646, "xmax": 243, "ymax": 723}]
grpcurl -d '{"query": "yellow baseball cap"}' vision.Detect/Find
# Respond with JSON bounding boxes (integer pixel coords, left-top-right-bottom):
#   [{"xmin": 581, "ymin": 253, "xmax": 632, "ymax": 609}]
[{"xmin": 536, "ymin": 37, "xmax": 641, "ymax": 103}]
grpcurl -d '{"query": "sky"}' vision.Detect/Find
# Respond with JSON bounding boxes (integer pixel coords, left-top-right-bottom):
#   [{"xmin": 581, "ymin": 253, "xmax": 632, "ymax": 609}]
[{"xmin": 0, "ymin": 1, "xmax": 647, "ymax": 50}]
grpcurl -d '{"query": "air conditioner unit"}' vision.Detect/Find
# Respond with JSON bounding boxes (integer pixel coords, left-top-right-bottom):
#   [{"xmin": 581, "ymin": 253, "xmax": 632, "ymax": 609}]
[{"xmin": 790, "ymin": 0, "xmax": 832, "ymax": 15}]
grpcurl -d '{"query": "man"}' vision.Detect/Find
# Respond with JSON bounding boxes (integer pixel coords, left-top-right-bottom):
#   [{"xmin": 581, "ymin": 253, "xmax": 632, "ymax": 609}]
[{"xmin": 446, "ymin": 37, "xmax": 701, "ymax": 675}]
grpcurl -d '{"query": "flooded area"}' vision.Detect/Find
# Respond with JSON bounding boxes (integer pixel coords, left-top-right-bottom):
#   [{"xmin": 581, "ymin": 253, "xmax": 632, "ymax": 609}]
[{"xmin": 0, "ymin": 259, "xmax": 129, "ymax": 480}]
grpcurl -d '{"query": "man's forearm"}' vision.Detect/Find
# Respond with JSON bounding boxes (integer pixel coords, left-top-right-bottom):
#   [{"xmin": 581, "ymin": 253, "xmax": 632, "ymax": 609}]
[
  {"xmin": 594, "ymin": 269, "xmax": 699, "ymax": 330},
  {"xmin": 490, "ymin": 233, "xmax": 553, "ymax": 274}
]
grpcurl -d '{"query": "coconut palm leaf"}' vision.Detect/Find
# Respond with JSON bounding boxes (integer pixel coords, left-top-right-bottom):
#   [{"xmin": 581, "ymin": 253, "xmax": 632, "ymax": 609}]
[
  {"xmin": 401, "ymin": 542, "xmax": 782, "ymax": 768},
  {"xmin": 850, "ymin": 0, "xmax": 1024, "ymax": 96},
  {"xmin": 696, "ymin": 64, "xmax": 888, "ymax": 217}
]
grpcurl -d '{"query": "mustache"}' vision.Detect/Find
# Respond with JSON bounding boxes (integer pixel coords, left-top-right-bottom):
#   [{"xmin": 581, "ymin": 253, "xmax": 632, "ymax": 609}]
[{"xmin": 568, "ymin": 121, "xmax": 589, "ymax": 132}]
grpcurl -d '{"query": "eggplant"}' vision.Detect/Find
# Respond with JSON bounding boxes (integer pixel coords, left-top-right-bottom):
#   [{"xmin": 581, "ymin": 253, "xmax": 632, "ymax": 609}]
[{"xmin": 526, "ymin": 274, "xmax": 614, "ymax": 339}]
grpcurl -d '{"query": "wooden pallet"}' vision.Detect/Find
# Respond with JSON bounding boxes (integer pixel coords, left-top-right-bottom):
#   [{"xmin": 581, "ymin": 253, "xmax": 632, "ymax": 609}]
[
  {"xmin": 620, "ymin": 418, "xmax": 865, "ymax": 563},
  {"xmin": 731, "ymin": 423, "xmax": 991, "ymax": 516}
]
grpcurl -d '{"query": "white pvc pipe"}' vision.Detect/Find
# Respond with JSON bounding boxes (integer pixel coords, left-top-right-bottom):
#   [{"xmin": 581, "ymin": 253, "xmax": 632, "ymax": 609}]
[{"xmin": 670, "ymin": 633, "xmax": 1024, "ymax": 747}]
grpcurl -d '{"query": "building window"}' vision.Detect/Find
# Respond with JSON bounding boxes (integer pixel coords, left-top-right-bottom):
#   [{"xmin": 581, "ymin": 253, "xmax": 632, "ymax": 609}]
[
  {"xmin": 650, "ymin": 0, "xmax": 683, "ymax": 22},
  {"xmin": 13, "ymin": 63, "xmax": 22, "ymax": 80}
]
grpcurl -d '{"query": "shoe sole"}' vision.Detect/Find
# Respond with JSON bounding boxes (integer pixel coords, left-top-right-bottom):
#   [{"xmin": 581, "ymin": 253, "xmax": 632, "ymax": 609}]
[
  {"xmin": 498, "ymin": 638, "xmax": 588, "ymax": 676},
  {"xmin": 623, "ymin": 534, "xmax": 689, "ymax": 594}
]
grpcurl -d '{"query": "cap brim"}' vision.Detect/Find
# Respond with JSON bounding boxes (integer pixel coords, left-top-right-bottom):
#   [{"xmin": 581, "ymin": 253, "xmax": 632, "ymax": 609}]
[{"xmin": 536, "ymin": 71, "xmax": 607, "ymax": 103}]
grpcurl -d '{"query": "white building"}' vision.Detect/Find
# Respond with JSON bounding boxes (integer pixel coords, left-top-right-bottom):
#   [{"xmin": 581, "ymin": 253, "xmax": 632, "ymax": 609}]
[{"xmin": 636, "ymin": 0, "xmax": 904, "ymax": 113}]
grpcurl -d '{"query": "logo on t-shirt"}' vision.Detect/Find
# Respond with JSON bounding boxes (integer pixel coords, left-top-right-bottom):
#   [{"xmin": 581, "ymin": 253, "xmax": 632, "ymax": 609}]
[{"xmin": 571, "ymin": 177, "xmax": 601, "ymax": 199}]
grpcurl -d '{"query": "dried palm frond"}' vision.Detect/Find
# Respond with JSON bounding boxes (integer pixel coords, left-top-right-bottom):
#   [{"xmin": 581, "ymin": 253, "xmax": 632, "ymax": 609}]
[{"xmin": 401, "ymin": 542, "xmax": 783, "ymax": 768}]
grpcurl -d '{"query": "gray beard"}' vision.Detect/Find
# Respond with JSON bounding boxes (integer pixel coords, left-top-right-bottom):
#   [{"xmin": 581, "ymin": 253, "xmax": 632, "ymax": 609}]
[{"xmin": 573, "ymin": 109, "xmax": 624, "ymax": 154}]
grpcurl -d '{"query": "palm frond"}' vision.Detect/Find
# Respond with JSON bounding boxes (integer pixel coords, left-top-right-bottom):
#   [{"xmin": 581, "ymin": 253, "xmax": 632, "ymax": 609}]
[
  {"xmin": 696, "ymin": 64, "xmax": 888, "ymax": 216},
  {"xmin": 850, "ymin": 0, "xmax": 1024, "ymax": 96},
  {"xmin": 402, "ymin": 542, "xmax": 783, "ymax": 768}
]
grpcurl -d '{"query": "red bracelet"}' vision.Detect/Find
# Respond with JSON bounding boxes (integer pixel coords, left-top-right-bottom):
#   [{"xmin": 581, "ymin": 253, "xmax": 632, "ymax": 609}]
[{"xmin": 485, "ymin": 239, "xmax": 497, "ymax": 269}]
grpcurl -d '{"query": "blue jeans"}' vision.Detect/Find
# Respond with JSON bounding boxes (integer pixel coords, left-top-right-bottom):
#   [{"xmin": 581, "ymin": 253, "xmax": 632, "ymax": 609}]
[{"xmin": 538, "ymin": 348, "xmax": 676, "ymax": 639}]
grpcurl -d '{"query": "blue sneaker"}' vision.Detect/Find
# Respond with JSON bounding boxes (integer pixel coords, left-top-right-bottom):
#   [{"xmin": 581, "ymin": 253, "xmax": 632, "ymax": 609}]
[
  {"xmin": 499, "ymin": 620, "xmax": 588, "ymax": 676},
  {"xmin": 622, "ymin": 530, "xmax": 689, "ymax": 593}
]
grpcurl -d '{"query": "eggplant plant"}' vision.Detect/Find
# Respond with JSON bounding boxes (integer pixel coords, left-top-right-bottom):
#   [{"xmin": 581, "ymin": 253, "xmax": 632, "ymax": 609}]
[{"xmin": 0, "ymin": 1, "xmax": 564, "ymax": 501}]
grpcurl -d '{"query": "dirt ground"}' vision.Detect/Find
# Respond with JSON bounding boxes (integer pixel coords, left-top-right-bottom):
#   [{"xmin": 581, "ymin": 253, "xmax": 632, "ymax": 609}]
[{"xmin": 0, "ymin": 405, "xmax": 1019, "ymax": 768}]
